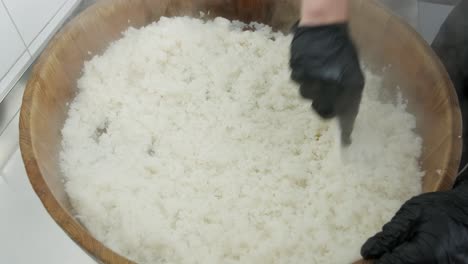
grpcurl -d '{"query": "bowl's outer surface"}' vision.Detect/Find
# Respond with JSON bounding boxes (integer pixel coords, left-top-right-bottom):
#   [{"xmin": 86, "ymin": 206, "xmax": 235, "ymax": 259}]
[{"xmin": 19, "ymin": 0, "xmax": 461, "ymax": 263}]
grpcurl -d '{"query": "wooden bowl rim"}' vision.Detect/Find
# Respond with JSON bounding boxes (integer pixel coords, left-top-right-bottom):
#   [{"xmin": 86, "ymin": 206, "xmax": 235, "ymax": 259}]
[{"xmin": 18, "ymin": 0, "xmax": 462, "ymax": 263}]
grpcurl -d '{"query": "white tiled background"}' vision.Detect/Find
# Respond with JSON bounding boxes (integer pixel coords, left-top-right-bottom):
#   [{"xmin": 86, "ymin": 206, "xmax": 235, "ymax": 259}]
[
  {"xmin": 0, "ymin": 0, "xmax": 460, "ymax": 263},
  {"xmin": 3, "ymin": 0, "xmax": 67, "ymax": 46},
  {"xmin": 0, "ymin": 1, "xmax": 98, "ymax": 263},
  {"xmin": 0, "ymin": 150, "xmax": 96, "ymax": 264},
  {"xmin": 0, "ymin": 2, "xmax": 29, "ymax": 102},
  {"xmin": 0, "ymin": 0, "xmax": 80, "ymax": 102}
]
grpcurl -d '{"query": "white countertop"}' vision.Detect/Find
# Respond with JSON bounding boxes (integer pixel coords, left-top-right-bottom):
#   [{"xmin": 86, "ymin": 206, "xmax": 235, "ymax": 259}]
[
  {"xmin": 0, "ymin": 1, "xmax": 97, "ymax": 262},
  {"xmin": 0, "ymin": 113, "xmax": 96, "ymax": 264}
]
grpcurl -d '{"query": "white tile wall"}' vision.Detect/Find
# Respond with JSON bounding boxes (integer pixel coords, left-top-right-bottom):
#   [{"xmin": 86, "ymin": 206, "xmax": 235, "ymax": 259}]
[
  {"xmin": 0, "ymin": 0, "xmax": 81, "ymax": 103},
  {"xmin": 0, "ymin": 51, "xmax": 30, "ymax": 102},
  {"xmin": 2, "ymin": 0, "xmax": 67, "ymax": 46},
  {"xmin": 0, "ymin": 3, "xmax": 27, "ymax": 99},
  {"xmin": 28, "ymin": 0, "xmax": 81, "ymax": 56},
  {"xmin": 0, "ymin": 148, "xmax": 97, "ymax": 264}
]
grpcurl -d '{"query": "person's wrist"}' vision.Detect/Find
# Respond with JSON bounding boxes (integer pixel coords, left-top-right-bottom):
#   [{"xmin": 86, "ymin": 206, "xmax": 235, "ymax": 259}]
[
  {"xmin": 299, "ymin": 14, "xmax": 348, "ymax": 26},
  {"xmin": 300, "ymin": 0, "xmax": 349, "ymax": 26}
]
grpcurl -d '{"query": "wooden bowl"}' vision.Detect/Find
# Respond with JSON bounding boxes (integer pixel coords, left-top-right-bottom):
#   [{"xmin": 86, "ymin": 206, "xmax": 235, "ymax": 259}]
[{"xmin": 19, "ymin": 0, "xmax": 461, "ymax": 263}]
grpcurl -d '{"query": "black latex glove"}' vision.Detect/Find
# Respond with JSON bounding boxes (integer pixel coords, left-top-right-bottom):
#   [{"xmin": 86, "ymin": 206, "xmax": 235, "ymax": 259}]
[
  {"xmin": 432, "ymin": 0, "xmax": 468, "ymax": 187},
  {"xmin": 361, "ymin": 183, "xmax": 468, "ymax": 264},
  {"xmin": 290, "ymin": 23, "xmax": 364, "ymax": 144}
]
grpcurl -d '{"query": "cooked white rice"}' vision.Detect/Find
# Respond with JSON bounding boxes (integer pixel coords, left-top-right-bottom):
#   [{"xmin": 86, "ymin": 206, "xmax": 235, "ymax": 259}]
[{"xmin": 60, "ymin": 16, "xmax": 423, "ymax": 264}]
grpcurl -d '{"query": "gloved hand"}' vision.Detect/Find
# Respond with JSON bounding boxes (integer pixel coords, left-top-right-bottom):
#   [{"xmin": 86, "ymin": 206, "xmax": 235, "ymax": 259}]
[
  {"xmin": 432, "ymin": 0, "xmax": 468, "ymax": 187},
  {"xmin": 289, "ymin": 23, "xmax": 364, "ymax": 145},
  {"xmin": 361, "ymin": 182, "xmax": 468, "ymax": 264}
]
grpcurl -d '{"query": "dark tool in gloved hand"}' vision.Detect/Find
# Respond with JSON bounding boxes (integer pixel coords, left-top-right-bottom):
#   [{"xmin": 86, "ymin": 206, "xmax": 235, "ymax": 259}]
[
  {"xmin": 361, "ymin": 181, "xmax": 468, "ymax": 264},
  {"xmin": 290, "ymin": 23, "xmax": 364, "ymax": 146}
]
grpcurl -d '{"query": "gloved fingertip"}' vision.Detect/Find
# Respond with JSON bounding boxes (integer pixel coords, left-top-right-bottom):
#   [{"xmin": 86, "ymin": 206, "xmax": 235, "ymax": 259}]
[
  {"xmin": 361, "ymin": 204, "xmax": 420, "ymax": 259},
  {"xmin": 312, "ymin": 102, "xmax": 336, "ymax": 119},
  {"xmin": 290, "ymin": 68, "xmax": 305, "ymax": 83},
  {"xmin": 361, "ymin": 235, "xmax": 387, "ymax": 259},
  {"xmin": 299, "ymin": 85, "xmax": 314, "ymax": 99},
  {"xmin": 341, "ymin": 134, "xmax": 351, "ymax": 147}
]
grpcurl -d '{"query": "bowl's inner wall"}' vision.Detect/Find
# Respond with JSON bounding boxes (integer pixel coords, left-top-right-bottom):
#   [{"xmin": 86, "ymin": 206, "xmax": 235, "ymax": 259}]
[{"xmin": 24, "ymin": 1, "xmax": 461, "ymax": 263}]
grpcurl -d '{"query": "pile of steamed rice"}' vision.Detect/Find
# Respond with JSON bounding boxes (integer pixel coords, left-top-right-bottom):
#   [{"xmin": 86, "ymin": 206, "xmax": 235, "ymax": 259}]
[{"xmin": 60, "ymin": 17, "xmax": 423, "ymax": 264}]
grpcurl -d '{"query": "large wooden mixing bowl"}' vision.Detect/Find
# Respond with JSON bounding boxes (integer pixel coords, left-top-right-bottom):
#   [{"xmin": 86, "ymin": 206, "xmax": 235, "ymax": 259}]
[{"xmin": 19, "ymin": 0, "xmax": 461, "ymax": 263}]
